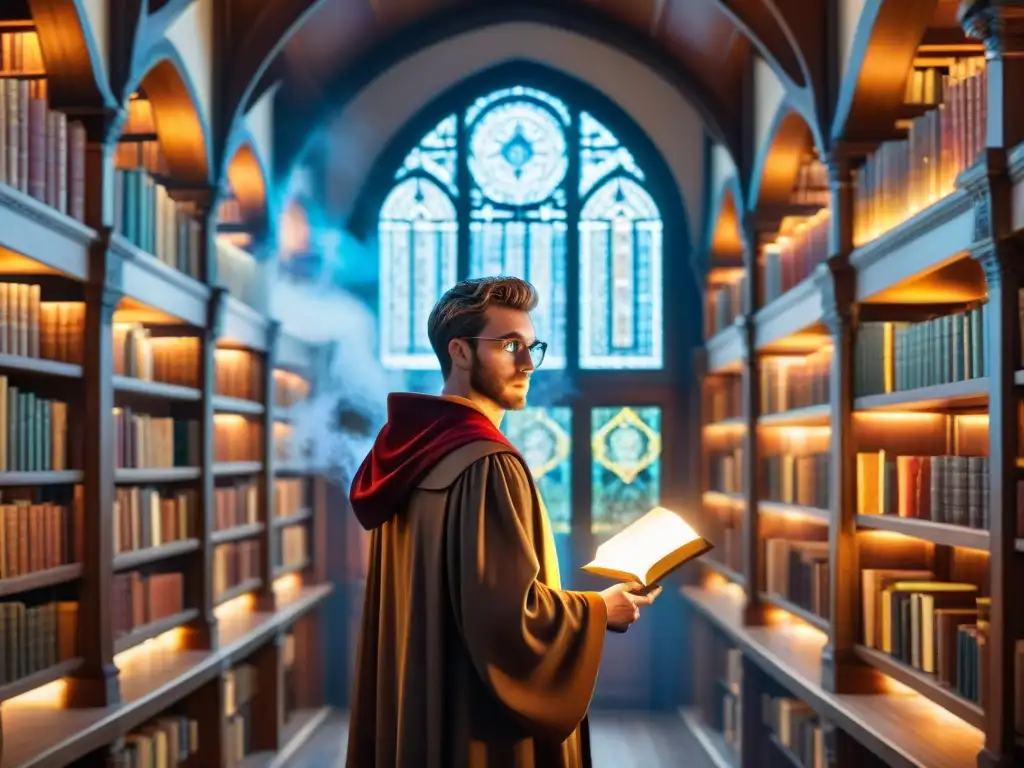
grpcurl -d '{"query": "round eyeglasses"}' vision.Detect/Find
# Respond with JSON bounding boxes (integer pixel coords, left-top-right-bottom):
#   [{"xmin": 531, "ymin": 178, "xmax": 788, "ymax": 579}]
[{"xmin": 464, "ymin": 337, "xmax": 548, "ymax": 368}]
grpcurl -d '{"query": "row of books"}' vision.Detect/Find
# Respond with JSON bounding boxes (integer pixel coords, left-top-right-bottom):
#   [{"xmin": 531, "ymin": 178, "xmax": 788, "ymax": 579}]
[
  {"xmin": 0, "ymin": 284, "xmax": 84, "ymax": 363},
  {"xmin": 716, "ymin": 523, "xmax": 743, "ymax": 576},
  {"xmin": 113, "ymin": 410, "xmax": 200, "ymax": 469},
  {"xmin": 275, "ymin": 478, "xmax": 306, "ymax": 519},
  {"xmin": 111, "ymin": 570, "xmax": 185, "ymax": 641},
  {"xmin": 762, "ymin": 695, "xmax": 826, "ymax": 768},
  {"xmin": 225, "ymin": 662, "xmax": 258, "ymax": 767},
  {"xmin": 854, "ymin": 306, "xmax": 989, "ymax": 398},
  {"xmin": 761, "ymin": 210, "xmax": 830, "ymax": 304},
  {"xmin": 706, "ymin": 280, "xmax": 745, "ymax": 338},
  {"xmin": 709, "ymin": 448, "xmax": 743, "ymax": 495},
  {"xmin": 112, "ymin": 168, "xmax": 203, "ymax": 279},
  {"xmin": 0, "ymin": 73, "xmax": 87, "ymax": 221},
  {"xmin": 216, "ymin": 349, "xmax": 263, "ymax": 402},
  {"xmin": 113, "ymin": 324, "xmax": 200, "ymax": 387},
  {"xmin": 0, "ymin": 598, "xmax": 78, "ymax": 688},
  {"xmin": 760, "ymin": 453, "xmax": 830, "ymax": 510},
  {"xmin": 214, "ymin": 540, "xmax": 259, "ymax": 599},
  {"xmin": 116, "ymin": 714, "xmax": 199, "ymax": 768},
  {"xmin": 278, "ymin": 524, "xmax": 308, "ymax": 571},
  {"xmin": 274, "ymin": 369, "xmax": 311, "ymax": 409},
  {"xmin": 1, "ymin": 495, "xmax": 82, "ymax": 578},
  {"xmin": 705, "ymin": 374, "xmax": 743, "ymax": 424},
  {"xmin": 721, "ymin": 647, "xmax": 742, "ymax": 756},
  {"xmin": 215, "ymin": 480, "xmax": 258, "ymax": 531},
  {"xmin": 763, "ymin": 539, "xmax": 829, "ymax": 620},
  {"xmin": 760, "ymin": 350, "xmax": 831, "ymax": 415},
  {"xmin": 854, "ymin": 58, "xmax": 987, "ymax": 246},
  {"xmin": 113, "ymin": 487, "xmax": 195, "ymax": 555},
  {"xmin": 0, "ymin": 379, "xmax": 70, "ymax": 472},
  {"xmin": 857, "ymin": 451, "xmax": 990, "ymax": 529},
  {"xmin": 215, "ymin": 417, "xmax": 261, "ymax": 463},
  {"xmin": 862, "ymin": 571, "xmax": 987, "ymax": 705}
]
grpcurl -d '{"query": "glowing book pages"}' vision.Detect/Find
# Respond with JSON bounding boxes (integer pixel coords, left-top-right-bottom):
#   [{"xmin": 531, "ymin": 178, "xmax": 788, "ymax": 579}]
[{"xmin": 582, "ymin": 506, "xmax": 713, "ymax": 587}]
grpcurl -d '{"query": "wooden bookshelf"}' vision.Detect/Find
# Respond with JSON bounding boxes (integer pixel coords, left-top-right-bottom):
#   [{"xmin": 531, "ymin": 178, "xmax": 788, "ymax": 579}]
[
  {"xmin": 691, "ymin": 11, "xmax": 1024, "ymax": 767},
  {"xmin": 0, "ymin": 16, "xmax": 335, "ymax": 768}
]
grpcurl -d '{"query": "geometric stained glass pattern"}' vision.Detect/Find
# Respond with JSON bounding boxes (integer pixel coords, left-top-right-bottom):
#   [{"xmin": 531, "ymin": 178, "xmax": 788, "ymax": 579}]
[
  {"xmin": 468, "ymin": 100, "xmax": 568, "ymax": 206},
  {"xmin": 502, "ymin": 407, "xmax": 572, "ymax": 534},
  {"xmin": 467, "ymin": 93, "xmax": 570, "ymax": 369},
  {"xmin": 395, "ymin": 114, "xmax": 458, "ymax": 196},
  {"xmin": 590, "ymin": 406, "xmax": 662, "ymax": 536},
  {"xmin": 378, "ymin": 83, "xmax": 663, "ymax": 375},
  {"xmin": 502, "ymin": 406, "xmax": 574, "ymax": 584},
  {"xmin": 378, "ymin": 176, "xmax": 458, "ymax": 369},
  {"xmin": 579, "ymin": 111, "xmax": 644, "ymax": 197},
  {"xmin": 580, "ymin": 177, "xmax": 663, "ymax": 370}
]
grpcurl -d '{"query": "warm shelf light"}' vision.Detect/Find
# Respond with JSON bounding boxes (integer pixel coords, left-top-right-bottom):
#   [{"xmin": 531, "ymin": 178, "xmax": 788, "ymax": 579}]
[{"xmin": 215, "ymin": 591, "xmax": 256, "ymax": 618}]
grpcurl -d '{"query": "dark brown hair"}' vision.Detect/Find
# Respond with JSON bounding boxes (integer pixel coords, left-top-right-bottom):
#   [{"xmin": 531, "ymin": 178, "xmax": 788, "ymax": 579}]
[{"xmin": 427, "ymin": 276, "xmax": 538, "ymax": 378}]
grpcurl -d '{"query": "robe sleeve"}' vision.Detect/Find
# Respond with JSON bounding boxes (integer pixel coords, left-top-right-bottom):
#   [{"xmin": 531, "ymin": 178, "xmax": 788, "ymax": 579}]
[{"xmin": 446, "ymin": 451, "xmax": 607, "ymax": 744}]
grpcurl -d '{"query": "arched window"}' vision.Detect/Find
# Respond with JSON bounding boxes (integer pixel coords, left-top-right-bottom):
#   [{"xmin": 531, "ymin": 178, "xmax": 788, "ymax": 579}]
[
  {"xmin": 376, "ymin": 82, "xmax": 675, "ymax": 584},
  {"xmin": 378, "ymin": 85, "xmax": 664, "ymax": 372}
]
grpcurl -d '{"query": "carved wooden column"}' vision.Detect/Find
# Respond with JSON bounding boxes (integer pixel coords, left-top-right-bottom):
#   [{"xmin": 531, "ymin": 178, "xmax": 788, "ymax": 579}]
[
  {"xmin": 67, "ymin": 239, "xmax": 122, "ymax": 708},
  {"xmin": 257, "ymin": 320, "xmax": 281, "ymax": 611},
  {"xmin": 959, "ymin": 5, "xmax": 1024, "ymax": 763},
  {"xmin": 738, "ymin": 213, "xmax": 767, "ymax": 625},
  {"xmin": 65, "ymin": 113, "xmax": 123, "ymax": 708},
  {"xmin": 974, "ymin": 243, "xmax": 1020, "ymax": 768},
  {"xmin": 820, "ymin": 153, "xmax": 884, "ymax": 695},
  {"xmin": 182, "ymin": 287, "xmax": 227, "ymax": 651},
  {"xmin": 958, "ymin": 150, "xmax": 1021, "ymax": 768}
]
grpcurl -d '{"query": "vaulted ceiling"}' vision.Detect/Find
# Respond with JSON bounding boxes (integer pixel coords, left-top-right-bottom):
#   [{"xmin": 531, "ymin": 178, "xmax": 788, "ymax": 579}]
[
  {"xmin": 253, "ymin": 0, "xmax": 968, "ymax": 180},
  {"xmin": 11, "ymin": 0, "xmax": 974, "ymax": 234}
]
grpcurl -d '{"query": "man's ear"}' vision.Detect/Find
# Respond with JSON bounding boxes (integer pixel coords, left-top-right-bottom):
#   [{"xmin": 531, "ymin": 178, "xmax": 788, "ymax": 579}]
[{"xmin": 448, "ymin": 338, "xmax": 472, "ymax": 371}]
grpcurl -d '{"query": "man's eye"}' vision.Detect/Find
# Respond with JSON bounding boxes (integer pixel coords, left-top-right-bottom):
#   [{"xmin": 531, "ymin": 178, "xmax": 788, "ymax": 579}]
[{"xmin": 502, "ymin": 340, "xmax": 519, "ymax": 353}]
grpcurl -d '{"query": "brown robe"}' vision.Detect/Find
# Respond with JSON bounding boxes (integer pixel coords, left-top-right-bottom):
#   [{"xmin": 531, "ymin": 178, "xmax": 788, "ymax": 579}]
[{"xmin": 346, "ymin": 440, "xmax": 608, "ymax": 768}]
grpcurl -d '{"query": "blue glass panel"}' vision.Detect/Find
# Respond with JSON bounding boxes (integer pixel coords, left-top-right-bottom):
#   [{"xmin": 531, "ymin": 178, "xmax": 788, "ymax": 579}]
[
  {"xmin": 579, "ymin": 177, "xmax": 663, "ymax": 370},
  {"xmin": 468, "ymin": 218, "xmax": 567, "ymax": 370},
  {"xmin": 378, "ymin": 176, "xmax": 457, "ymax": 369},
  {"xmin": 466, "ymin": 86, "xmax": 571, "ymax": 127},
  {"xmin": 395, "ymin": 114, "xmax": 458, "ymax": 196},
  {"xmin": 579, "ymin": 111, "xmax": 644, "ymax": 197},
  {"xmin": 502, "ymin": 406, "xmax": 573, "ymax": 584},
  {"xmin": 468, "ymin": 99, "xmax": 567, "ymax": 207},
  {"xmin": 590, "ymin": 406, "xmax": 662, "ymax": 537}
]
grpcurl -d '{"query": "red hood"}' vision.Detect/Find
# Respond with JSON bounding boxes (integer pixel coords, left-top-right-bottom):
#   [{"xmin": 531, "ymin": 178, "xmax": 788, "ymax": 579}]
[{"xmin": 349, "ymin": 393, "xmax": 517, "ymax": 530}]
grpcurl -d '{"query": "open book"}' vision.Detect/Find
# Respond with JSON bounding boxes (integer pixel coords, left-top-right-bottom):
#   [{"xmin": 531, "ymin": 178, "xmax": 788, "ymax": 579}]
[{"xmin": 582, "ymin": 506, "xmax": 713, "ymax": 593}]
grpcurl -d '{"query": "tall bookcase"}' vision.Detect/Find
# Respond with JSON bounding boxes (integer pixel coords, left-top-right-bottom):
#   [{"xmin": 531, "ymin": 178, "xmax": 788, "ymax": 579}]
[
  {"xmin": 687, "ymin": 7, "xmax": 1024, "ymax": 768},
  {"xmin": 0, "ymin": 18, "xmax": 334, "ymax": 768}
]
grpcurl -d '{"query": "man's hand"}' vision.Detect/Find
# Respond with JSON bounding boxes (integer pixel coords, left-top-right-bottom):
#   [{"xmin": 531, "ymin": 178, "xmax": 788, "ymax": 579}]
[{"xmin": 599, "ymin": 582, "xmax": 664, "ymax": 633}]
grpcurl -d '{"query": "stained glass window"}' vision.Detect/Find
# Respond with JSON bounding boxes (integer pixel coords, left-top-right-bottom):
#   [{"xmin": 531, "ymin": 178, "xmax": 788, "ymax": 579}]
[
  {"xmin": 378, "ymin": 176, "xmax": 457, "ymax": 369},
  {"xmin": 579, "ymin": 111, "xmax": 644, "ymax": 197},
  {"xmin": 396, "ymin": 114, "xmax": 458, "ymax": 196},
  {"xmin": 579, "ymin": 178, "xmax": 663, "ymax": 369},
  {"xmin": 502, "ymin": 407, "xmax": 573, "ymax": 581},
  {"xmin": 467, "ymin": 94, "xmax": 569, "ymax": 369},
  {"xmin": 378, "ymin": 87, "xmax": 664, "ymax": 374},
  {"xmin": 590, "ymin": 406, "xmax": 662, "ymax": 537}
]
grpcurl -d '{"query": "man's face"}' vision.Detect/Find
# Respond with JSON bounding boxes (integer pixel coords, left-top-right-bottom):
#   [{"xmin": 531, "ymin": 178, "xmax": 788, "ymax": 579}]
[{"xmin": 469, "ymin": 306, "xmax": 536, "ymax": 411}]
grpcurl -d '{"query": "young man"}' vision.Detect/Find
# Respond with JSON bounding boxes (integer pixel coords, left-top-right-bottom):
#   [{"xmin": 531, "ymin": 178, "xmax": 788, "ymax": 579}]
[{"xmin": 347, "ymin": 276, "xmax": 661, "ymax": 767}]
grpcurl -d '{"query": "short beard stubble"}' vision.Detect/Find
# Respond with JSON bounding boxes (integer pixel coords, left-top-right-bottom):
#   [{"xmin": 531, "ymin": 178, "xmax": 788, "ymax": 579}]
[{"xmin": 470, "ymin": 355, "xmax": 528, "ymax": 411}]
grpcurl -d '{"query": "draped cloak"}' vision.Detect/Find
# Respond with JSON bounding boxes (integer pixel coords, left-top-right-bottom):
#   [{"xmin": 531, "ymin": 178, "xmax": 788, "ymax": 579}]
[{"xmin": 346, "ymin": 393, "xmax": 607, "ymax": 767}]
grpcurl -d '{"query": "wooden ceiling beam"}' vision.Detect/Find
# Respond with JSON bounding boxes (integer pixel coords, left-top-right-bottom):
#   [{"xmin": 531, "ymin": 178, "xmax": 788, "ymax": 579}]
[{"xmin": 212, "ymin": 0, "xmax": 324, "ymax": 184}]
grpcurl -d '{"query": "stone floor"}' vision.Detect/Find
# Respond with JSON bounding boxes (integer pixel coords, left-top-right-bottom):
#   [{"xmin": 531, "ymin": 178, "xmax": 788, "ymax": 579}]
[{"xmin": 282, "ymin": 710, "xmax": 716, "ymax": 767}]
